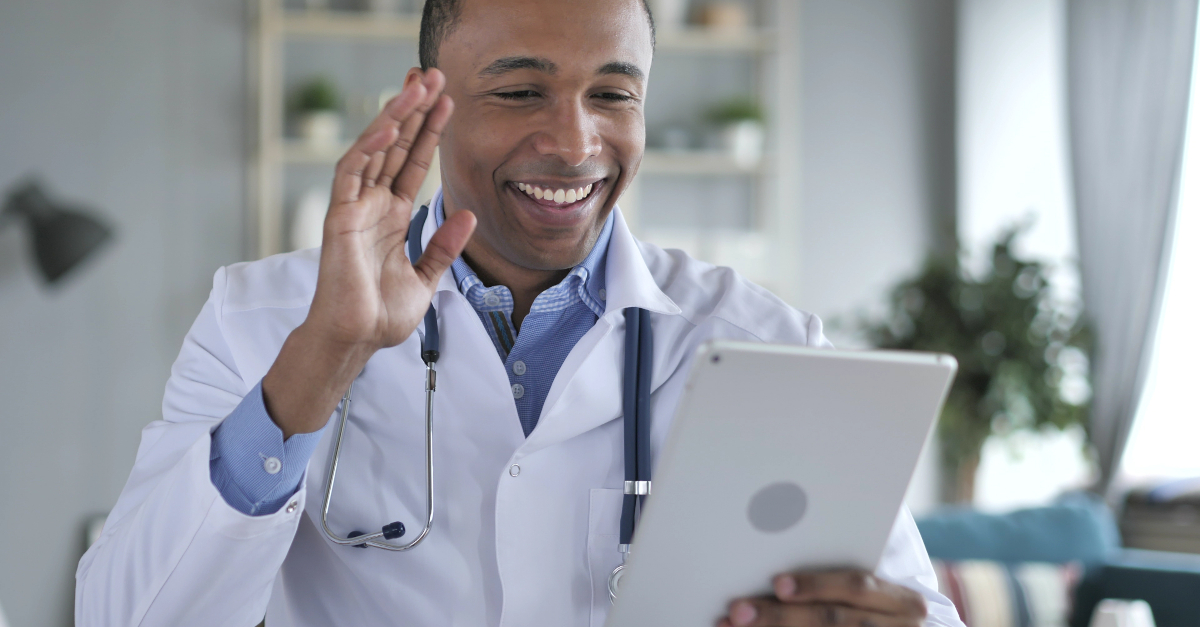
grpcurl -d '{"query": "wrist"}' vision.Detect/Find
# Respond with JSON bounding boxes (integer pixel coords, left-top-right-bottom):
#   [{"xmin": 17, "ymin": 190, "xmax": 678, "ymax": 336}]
[{"xmin": 262, "ymin": 323, "xmax": 378, "ymax": 439}]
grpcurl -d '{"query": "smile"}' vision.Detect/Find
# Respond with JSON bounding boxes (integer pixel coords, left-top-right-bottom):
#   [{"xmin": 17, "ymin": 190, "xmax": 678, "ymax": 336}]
[{"xmin": 515, "ymin": 181, "xmax": 596, "ymax": 206}]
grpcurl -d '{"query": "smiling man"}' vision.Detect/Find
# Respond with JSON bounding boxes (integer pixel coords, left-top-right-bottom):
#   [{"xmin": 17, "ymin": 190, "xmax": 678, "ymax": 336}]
[{"xmin": 75, "ymin": 1, "xmax": 963, "ymax": 626}]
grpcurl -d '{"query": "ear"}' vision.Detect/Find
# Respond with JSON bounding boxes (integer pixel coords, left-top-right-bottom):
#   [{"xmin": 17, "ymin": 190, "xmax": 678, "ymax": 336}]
[{"xmin": 404, "ymin": 67, "xmax": 424, "ymax": 87}]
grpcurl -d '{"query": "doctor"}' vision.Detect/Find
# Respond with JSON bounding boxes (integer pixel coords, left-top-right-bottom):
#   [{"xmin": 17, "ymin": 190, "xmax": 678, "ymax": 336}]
[{"xmin": 76, "ymin": 0, "xmax": 962, "ymax": 625}]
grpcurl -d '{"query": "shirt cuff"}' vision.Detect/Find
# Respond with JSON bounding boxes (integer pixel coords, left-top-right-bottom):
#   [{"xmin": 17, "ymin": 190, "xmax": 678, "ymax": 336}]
[{"xmin": 209, "ymin": 380, "xmax": 326, "ymax": 516}]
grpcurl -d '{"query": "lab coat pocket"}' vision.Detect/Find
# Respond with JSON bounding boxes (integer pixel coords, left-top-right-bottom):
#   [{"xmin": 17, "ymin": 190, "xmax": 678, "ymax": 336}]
[{"xmin": 587, "ymin": 488, "xmax": 624, "ymax": 627}]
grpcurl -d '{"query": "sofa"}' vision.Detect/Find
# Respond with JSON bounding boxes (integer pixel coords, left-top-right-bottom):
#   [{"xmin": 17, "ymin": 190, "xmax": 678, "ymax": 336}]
[{"xmin": 916, "ymin": 494, "xmax": 1200, "ymax": 627}]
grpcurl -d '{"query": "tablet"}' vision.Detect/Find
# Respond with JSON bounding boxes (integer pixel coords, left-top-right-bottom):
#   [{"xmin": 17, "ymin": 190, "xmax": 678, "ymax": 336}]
[{"xmin": 604, "ymin": 341, "xmax": 957, "ymax": 626}]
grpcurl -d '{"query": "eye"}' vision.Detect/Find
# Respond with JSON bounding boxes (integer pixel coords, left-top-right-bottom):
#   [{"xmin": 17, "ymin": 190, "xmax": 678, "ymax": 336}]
[
  {"xmin": 493, "ymin": 90, "xmax": 540, "ymax": 100},
  {"xmin": 593, "ymin": 92, "xmax": 635, "ymax": 103}
]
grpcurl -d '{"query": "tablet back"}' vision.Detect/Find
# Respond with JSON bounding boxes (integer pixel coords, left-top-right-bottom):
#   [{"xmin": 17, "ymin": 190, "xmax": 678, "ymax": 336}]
[{"xmin": 605, "ymin": 341, "xmax": 956, "ymax": 626}]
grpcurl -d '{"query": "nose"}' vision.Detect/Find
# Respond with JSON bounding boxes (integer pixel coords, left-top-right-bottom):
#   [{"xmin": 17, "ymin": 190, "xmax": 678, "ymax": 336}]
[{"xmin": 534, "ymin": 100, "xmax": 602, "ymax": 167}]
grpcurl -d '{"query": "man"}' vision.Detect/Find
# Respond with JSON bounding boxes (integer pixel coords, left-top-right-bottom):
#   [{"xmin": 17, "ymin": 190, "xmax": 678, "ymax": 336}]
[{"xmin": 76, "ymin": 0, "xmax": 962, "ymax": 625}]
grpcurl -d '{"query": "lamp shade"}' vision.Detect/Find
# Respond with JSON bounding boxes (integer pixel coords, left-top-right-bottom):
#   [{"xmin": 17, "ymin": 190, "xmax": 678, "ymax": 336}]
[{"xmin": 2, "ymin": 180, "xmax": 112, "ymax": 283}]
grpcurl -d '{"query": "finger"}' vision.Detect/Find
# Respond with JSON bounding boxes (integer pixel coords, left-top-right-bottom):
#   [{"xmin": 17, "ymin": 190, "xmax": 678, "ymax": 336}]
[
  {"xmin": 329, "ymin": 77, "xmax": 430, "ymax": 204},
  {"xmin": 358, "ymin": 78, "xmax": 427, "ymax": 146},
  {"xmin": 377, "ymin": 71, "xmax": 444, "ymax": 190},
  {"xmin": 364, "ymin": 149, "xmax": 390, "ymax": 189},
  {"xmin": 726, "ymin": 599, "xmax": 921, "ymax": 627},
  {"xmin": 412, "ymin": 209, "xmax": 476, "ymax": 287},
  {"xmin": 330, "ymin": 126, "xmax": 398, "ymax": 204},
  {"xmin": 773, "ymin": 571, "xmax": 927, "ymax": 619},
  {"xmin": 392, "ymin": 94, "xmax": 454, "ymax": 204}
]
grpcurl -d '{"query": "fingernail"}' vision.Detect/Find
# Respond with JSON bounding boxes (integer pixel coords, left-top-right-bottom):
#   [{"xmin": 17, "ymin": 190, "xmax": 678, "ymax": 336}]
[
  {"xmin": 730, "ymin": 601, "xmax": 757, "ymax": 626},
  {"xmin": 775, "ymin": 575, "xmax": 796, "ymax": 598}
]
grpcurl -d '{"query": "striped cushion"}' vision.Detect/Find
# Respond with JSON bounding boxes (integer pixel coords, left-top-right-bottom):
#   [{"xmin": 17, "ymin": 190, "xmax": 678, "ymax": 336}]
[{"xmin": 931, "ymin": 560, "xmax": 1081, "ymax": 627}]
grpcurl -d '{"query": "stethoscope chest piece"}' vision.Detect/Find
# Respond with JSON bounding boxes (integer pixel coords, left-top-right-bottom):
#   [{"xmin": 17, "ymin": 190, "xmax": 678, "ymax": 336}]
[{"xmin": 608, "ymin": 562, "xmax": 627, "ymax": 602}]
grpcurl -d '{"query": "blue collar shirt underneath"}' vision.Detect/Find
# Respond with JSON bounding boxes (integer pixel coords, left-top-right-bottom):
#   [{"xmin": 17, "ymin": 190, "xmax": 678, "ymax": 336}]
[{"xmin": 433, "ymin": 189, "xmax": 613, "ymax": 437}]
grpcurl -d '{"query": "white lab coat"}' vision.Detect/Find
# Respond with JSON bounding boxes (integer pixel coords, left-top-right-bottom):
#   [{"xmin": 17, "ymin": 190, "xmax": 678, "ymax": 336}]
[{"xmin": 75, "ymin": 208, "xmax": 964, "ymax": 627}]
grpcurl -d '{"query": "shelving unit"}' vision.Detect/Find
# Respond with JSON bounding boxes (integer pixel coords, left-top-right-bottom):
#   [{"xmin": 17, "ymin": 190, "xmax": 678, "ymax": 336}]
[{"xmin": 247, "ymin": 0, "xmax": 800, "ymax": 300}]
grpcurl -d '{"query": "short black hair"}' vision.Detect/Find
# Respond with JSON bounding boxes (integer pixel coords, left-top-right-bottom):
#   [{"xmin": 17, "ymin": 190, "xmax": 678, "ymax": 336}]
[{"xmin": 418, "ymin": 0, "xmax": 655, "ymax": 70}]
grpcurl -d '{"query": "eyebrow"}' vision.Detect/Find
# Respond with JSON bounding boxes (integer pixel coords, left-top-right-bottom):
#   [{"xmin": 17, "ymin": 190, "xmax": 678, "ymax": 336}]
[
  {"xmin": 477, "ymin": 56, "xmax": 646, "ymax": 81},
  {"xmin": 596, "ymin": 61, "xmax": 645, "ymax": 80},
  {"xmin": 478, "ymin": 56, "xmax": 558, "ymax": 77}
]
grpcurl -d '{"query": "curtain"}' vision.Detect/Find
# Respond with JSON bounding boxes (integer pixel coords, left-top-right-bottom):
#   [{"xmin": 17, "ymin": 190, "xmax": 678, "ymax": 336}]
[{"xmin": 1066, "ymin": 0, "xmax": 1198, "ymax": 494}]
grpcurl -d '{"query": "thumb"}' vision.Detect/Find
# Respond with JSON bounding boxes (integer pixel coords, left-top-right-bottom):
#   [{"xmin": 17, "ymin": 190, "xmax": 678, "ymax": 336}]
[{"xmin": 413, "ymin": 209, "xmax": 477, "ymax": 288}]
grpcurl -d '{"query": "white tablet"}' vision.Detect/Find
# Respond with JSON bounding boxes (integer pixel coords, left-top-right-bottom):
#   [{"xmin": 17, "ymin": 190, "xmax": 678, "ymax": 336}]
[{"xmin": 605, "ymin": 341, "xmax": 957, "ymax": 627}]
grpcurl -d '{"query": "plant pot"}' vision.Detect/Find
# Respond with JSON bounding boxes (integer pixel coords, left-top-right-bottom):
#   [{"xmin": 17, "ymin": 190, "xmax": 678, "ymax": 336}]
[
  {"xmin": 290, "ymin": 187, "xmax": 329, "ymax": 251},
  {"xmin": 297, "ymin": 111, "xmax": 342, "ymax": 149},
  {"xmin": 717, "ymin": 120, "xmax": 764, "ymax": 167}
]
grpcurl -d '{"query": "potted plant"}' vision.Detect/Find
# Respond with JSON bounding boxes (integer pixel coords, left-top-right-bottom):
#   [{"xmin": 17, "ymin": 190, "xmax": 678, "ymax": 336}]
[
  {"xmin": 862, "ymin": 226, "xmax": 1093, "ymax": 504},
  {"xmin": 291, "ymin": 76, "xmax": 343, "ymax": 149},
  {"xmin": 706, "ymin": 97, "xmax": 765, "ymax": 167}
]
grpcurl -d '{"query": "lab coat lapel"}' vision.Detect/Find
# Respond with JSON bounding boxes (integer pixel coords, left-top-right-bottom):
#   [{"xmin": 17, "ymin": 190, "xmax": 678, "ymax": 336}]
[{"xmin": 519, "ymin": 208, "xmax": 681, "ymax": 457}]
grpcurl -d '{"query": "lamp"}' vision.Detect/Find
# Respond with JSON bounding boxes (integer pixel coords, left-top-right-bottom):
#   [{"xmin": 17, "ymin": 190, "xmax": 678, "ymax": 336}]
[{"xmin": 1, "ymin": 179, "xmax": 113, "ymax": 284}]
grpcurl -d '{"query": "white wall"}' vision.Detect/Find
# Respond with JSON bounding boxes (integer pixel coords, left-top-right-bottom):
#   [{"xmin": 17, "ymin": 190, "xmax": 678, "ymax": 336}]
[
  {"xmin": 0, "ymin": 1, "xmax": 246, "ymax": 625},
  {"xmin": 798, "ymin": 0, "xmax": 957, "ymax": 515}
]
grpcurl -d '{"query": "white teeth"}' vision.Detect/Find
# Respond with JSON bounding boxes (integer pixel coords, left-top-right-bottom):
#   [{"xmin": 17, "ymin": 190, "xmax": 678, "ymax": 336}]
[{"xmin": 517, "ymin": 181, "xmax": 598, "ymax": 203}]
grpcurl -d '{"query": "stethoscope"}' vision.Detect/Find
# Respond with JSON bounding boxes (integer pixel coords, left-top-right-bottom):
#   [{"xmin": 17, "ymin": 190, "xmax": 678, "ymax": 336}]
[{"xmin": 319, "ymin": 204, "xmax": 654, "ymax": 602}]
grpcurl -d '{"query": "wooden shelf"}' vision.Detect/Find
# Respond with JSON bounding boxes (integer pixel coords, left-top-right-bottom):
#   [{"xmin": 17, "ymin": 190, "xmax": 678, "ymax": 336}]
[
  {"xmin": 277, "ymin": 9, "xmax": 771, "ymax": 52},
  {"xmin": 640, "ymin": 150, "xmax": 766, "ymax": 175},
  {"xmin": 280, "ymin": 10, "xmax": 420, "ymax": 41},
  {"xmin": 655, "ymin": 27, "xmax": 774, "ymax": 53},
  {"xmin": 281, "ymin": 139, "xmax": 348, "ymax": 164}
]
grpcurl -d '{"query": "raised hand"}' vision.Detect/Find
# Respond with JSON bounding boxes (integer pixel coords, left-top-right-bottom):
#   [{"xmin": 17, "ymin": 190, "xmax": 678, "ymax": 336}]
[
  {"xmin": 262, "ymin": 69, "xmax": 476, "ymax": 438},
  {"xmin": 309, "ymin": 68, "xmax": 475, "ymax": 350}
]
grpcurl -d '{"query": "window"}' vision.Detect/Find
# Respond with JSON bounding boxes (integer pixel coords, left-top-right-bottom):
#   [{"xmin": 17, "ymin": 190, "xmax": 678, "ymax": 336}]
[{"xmin": 1118, "ymin": 29, "xmax": 1200, "ymax": 481}]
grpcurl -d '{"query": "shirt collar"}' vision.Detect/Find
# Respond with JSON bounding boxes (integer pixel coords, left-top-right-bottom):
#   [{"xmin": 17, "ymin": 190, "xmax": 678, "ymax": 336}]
[{"xmin": 431, "ymin": 187, "xmax": 613, "ymax": 313}]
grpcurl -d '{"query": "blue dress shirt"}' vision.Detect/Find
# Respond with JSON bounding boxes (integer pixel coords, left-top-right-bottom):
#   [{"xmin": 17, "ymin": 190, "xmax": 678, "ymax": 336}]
[{"xmin": 209, "ymin": 190, "xmax": 613, "ymax": 515}]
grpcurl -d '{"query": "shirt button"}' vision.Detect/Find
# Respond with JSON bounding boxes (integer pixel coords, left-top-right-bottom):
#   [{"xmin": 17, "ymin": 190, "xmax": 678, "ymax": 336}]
[
  {"xmin": 511, "ymin": 383, "xmax": 525, "ymax": 399},
  {"xmin": 598, "ymin": 288, "xmax": 607, "ymax": 300},
  {"xmin": 263, "ymin": 456, "xmax": 282, "ymax": 475},
  {"xmin": 484, "ymin": 293, "xmax": 500, "ymax": 307},
  {"xmin": 286, "ymin": 501, "xmax": 298, "ymax": 514},
  {"xmin": 512, "ymin": 360, "xmax": 527, "ymax": 376},
  {"xmin": 509, "ymin": 464, "xmax": 521, "ymax": 477}
]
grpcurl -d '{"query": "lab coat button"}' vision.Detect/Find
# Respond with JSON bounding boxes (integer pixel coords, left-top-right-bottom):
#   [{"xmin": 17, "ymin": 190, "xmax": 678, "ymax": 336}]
[
  {"xmin": 509, "ymin": 464, "xmax": 520, "ymax": 477},
  {"xmin": 512, "ymin": 383, "xmax": 525, "ymax": 399},
  {"xmin": 263, "ymin": 456, "xmax": 282, "ymax": 475},
  {"xmin": 512, "ymin": 360, "xmax": 526, "ymax": 376},
  {"xmin": 286, "ymin": 501, "xmax": 298, "ymax": 514}
]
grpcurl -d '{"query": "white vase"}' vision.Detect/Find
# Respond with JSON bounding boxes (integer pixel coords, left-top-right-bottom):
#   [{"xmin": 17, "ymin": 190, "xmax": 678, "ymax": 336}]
[
  {"xmin": 290, "ymin": 187, "xmax": 330, "ymax": 251},
  {"xmin": 297, "ymin": 111, "xmax": 342, "ymax": 149},
  {"xmin": 718, "ymin": 120, "xmax": 764, "ymax": 168}
]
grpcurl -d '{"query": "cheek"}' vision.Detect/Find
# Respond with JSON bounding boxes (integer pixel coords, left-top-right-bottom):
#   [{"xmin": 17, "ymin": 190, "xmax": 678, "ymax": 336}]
[{"xmin": 601, "ymin": 111, "xmax": 646, "ymax": 163}]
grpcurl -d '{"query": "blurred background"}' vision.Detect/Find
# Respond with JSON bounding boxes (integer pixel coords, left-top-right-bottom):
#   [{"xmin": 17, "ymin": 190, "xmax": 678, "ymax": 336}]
[{"xmin": 2, "ymin": 0, "xmax": 1199, "ymax": 625}]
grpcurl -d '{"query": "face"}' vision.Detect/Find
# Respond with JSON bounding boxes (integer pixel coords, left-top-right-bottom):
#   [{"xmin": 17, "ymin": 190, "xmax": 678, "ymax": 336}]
[{"xmin": 427, "ymin": 0, "xmax": 653, "ymax": 273}]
